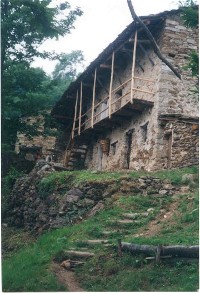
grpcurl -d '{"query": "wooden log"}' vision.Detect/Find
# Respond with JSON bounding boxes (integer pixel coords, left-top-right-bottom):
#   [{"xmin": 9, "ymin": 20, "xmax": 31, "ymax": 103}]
[
  {"xmin": 109, "ymin": 51, "xmax": 115, "ymax": 118},
  {"xmin": 121, "ymin": 242, "xmax": 199, "ymax": 258},
  {"xmin": 162, "ymin": 245, "xmax": 199, "ymax": 258},
  {"xmin": 72, "ymin": 90, "xmax": 79, "ymax": 139},
  {"xmin": 122, "ymin": 242, "xmax": 156, "ymax": 255},
  {"xmin": 130, "ymin": 30, "xmax": 138, "ymax": 103},
  {"xmin": 127, "ymin": 0, "xmax": 181, "ymax": 80},
  {"xmin": 78, "ymin": 82, "xmax": 83, "ymax": 135},
  {"xmin": 91, "ymin": 68, "xmax": 97, "ymax": 128},
  {"xmin": 64, "ymin": 250, "xmax": 95, "ymax": 259}
]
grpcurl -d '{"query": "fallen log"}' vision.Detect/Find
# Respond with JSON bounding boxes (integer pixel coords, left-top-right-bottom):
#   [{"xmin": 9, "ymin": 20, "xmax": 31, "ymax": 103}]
[{"xmin": 121, "ymin": 242, "xmax": 199, "ymax": 258}]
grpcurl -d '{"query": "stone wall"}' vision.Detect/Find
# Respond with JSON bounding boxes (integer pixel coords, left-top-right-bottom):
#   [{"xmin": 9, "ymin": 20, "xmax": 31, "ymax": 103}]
[
  {"xmin": 15, "ymin": 115, "xmax": 56, "ymax": 158},
  {"xmin": 155, "ymin": 119, "xmax": 199, "ymax": 169},
  {"xmin": 158, "ymin": 14, "xmax": 199, "ymax": 116},
  {"xmin": 9, "ymin": 161, "xmax": 183, "ymax": 233}
]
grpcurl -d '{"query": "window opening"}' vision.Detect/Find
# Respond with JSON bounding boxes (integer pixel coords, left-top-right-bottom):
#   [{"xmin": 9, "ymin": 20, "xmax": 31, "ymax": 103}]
[
  {"xmin": 100, "ymin": 100, "xmax": 108, "ymax": 120},
  {"xmin": 111, "ymin": 140, "xmax": 118, "ymax": 155},
  {"xmin": 140, "ymin": 121, "xmax": 149, "ymax": 143}
]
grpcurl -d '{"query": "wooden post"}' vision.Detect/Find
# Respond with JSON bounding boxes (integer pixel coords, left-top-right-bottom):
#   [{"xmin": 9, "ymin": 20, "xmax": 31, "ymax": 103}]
[
  {"xmin": 78, "ymin": 82, "xmax": 83, "ymax": 135},
  {"xmin": 155, "ymin": 244, "xmax": 162, "ymax": 264},
  {"xmin": 91, "ymin": 68, "xmax": 97, "ymax": 128},
  {"xmin": 109, "ymin": 51, "xmax": 115, "ymax": 118},
  {"xmin": 118, "ymin": 239, "xmax": 122, "ymax": 257},
  {"xmin": 72, "ymin": 90, "xmax": 79, "ymax": 139},
  {"xmin": 130, "ymin": 30, "xmax": 138, "ymax": 103}
]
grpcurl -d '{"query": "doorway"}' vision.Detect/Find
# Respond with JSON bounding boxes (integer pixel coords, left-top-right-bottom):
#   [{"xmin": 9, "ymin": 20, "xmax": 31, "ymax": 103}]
[
  {"xmin": 125, "ymin": 129, "xmax": 134, "ymax": 169},
  {"xmin": 165, "ymin": 132, "xmax": 172, "ymax": 169},
  {"xmin": 97, "ymin": 144, "xmax": 103, "ymax": 170}
]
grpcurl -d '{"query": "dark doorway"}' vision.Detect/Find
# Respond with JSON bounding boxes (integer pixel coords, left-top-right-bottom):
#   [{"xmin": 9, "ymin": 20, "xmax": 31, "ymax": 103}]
[
  {"xmin": 126, "ymin": 129, "xmax": 134, "ymax": 169},
  {"xmin": 165, "ymin": 132, "xmax": 172, "ymax": 169}
]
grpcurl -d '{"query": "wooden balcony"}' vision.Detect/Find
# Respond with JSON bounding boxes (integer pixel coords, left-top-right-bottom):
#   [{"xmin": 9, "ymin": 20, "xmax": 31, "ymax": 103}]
[{"xmin": 72, "ymin": 75, "xmax": 155, "ymax": 138}]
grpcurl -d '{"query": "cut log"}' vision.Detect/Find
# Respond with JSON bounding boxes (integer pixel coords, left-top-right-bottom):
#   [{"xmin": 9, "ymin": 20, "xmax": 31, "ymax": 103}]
[
  {"xmin": 162, "ymin": 245, "xmax": 199, "ymax": 258},
  {"xmin": 121, "ymin": 242, "xmax": 199, "ymax": 258},
  {"xmin": 64, "ymin": 250, "xmax": 95, "ymax": 259},
  {"xmin": 126, "ymin": 0, "xmax": 181, "ymax": 80},
  {"xmin": 122, "ymin": 242, "xmax": 156, "ymax": 255}
]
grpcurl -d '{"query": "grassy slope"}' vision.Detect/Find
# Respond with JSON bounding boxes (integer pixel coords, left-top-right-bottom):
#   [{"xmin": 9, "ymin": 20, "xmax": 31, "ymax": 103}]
[{"xmin": 2, "ymin": 166, "xmax": 199, "ymax": 292}]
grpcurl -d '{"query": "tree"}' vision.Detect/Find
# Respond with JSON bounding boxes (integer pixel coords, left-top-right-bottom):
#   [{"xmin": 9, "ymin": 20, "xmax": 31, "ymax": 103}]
[
  {"xmin": 179, "ymin": 0, "xmax": 199, "ymax": 83},
  {"xmin": 53, "ymin": 50, "xmax": 84, "ymax": 81},
  {"xmin": 1, "ymin": 0, "xmax": 83, "ymax": 149},
  {"xmin": 1, "ymin": 0, "xmax": 83, "ymax": 70},
  {"xmin": 50, "ymin": 50, "xmax": 85, "ymax": 103}
]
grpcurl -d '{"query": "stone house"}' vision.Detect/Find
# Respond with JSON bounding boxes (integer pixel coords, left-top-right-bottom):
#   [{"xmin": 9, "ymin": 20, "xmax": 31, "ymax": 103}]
[
  {"xmin": 52, "ymin": 8, "xmax": 199, "ymax": 171},
  {"xmin": 15, "ymin": 115, "xmax": 56, "ymax": 161}
]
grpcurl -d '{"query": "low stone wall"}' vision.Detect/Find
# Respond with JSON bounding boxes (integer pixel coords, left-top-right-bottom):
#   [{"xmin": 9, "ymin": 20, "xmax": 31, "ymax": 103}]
[
  {"xmin": 156, "ymin": 120, "xmax": 199, "ymax": 169},
  {"xmin": 8, "ymin": 161, "xmax": 184, "ymax": 233}
]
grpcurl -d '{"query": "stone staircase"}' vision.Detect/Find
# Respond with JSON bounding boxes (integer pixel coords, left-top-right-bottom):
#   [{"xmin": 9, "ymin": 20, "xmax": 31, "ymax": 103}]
[
  {"xmin": 67, "ymin": 144, "xmax": 88, "ymax": 170},
  {"xmin": 64, "ymin": 139, "xmax": 88, "ymax": 170}
]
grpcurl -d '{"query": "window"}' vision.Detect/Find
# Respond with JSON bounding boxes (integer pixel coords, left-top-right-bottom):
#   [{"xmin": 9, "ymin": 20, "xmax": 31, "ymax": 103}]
[
  {"xmin": 100, "ymin": 100, "xmax": 108, "ymax": 120},
  {"xmin": 140, "ymin": 122, "xmax": 149, "ymax": 143},
  {"xmin": 111, "ymin": 140, "xmax": 118, "ymax": 155}
]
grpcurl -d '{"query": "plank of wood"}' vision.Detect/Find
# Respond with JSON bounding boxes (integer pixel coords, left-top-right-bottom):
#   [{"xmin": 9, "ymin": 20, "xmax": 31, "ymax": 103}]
[
  {"xmin": 91, "ymin": 68, "xmax": 97, "ymax": 128},
  {"xmin": 64, "ymin": 250, "xmax": 95, "ymax": 258},
  {"xmin": 130, "ymin": 30, "xmax": 138, "ymax": 103},
  {"xmin": 78, "ymin": 82, "xmax": 83, "ymax": 135},
  {"xmin": 109, "ymin": 51, "xmax": 115, "ymax": 118}
]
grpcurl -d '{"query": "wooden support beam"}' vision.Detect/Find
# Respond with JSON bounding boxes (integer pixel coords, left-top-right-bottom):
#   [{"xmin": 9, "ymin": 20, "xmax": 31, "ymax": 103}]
[
  {"xmin": 114, "ymin": 71, "xmax": 123, "ymax": 85},
  {"xmin": 100, "ymin": 64, "xmax": 119, "ymax": 69},
  {"xmin": 109, "ymin": 51, "xmax": 115, "ymax": 118},
  {"xmin": 136, "ymin": 60, "xmax": 144, "ymax": 72},
  {"xmin": 72, "ymin": 90, "xmax": 79, "ymax": 139},
  {"xmin": 129, "ymin": 39, "xmax": 151, "ymax": 44},
  {"xmin": 100, "ymin": 64, "xmax": 111, "ymax": 69},
  {"xmin": 131, "ymin": 30, "xmax": 138, "ymax": 103},
  {"xmin": 138, "ymin": 43, "xmax": 155, "ymax": 66},
  {"xmin": 91, "ymin": 68, "xmax": 97, "ymax": 128},
  {"xmin": 122, "ymin": 49, "xmax": 144, "ymax": 72},
  {"xmin": 82, "ymin": 82, "xmax": 94, "ymax": 88},
  {"xmin": 78, "ymin": 82, "xmax": 83, "ymax": 135},
  {"xmin": 96, "ymin": 76, "xmax": 109, "ymax": 94}
]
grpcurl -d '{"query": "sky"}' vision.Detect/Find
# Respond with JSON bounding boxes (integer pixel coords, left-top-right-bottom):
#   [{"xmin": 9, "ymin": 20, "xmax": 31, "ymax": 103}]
[{"xmin": 32, "ymin": 0, "xmax": 180, "ymax": 75}]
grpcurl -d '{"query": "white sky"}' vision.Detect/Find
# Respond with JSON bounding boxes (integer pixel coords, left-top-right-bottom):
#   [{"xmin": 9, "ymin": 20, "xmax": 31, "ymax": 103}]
[{"xmin": 32, "ymin": 0, "xmax": 180, "ymax": 74}]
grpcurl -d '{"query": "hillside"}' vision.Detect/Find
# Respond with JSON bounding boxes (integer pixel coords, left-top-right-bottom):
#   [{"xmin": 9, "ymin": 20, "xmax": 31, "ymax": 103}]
[{"xmin": 2, "ymin": 165, "xmax": 199, "ymax": 292}]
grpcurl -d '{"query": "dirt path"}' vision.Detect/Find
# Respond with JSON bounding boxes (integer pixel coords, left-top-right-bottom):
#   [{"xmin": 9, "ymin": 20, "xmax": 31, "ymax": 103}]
[
  {"xmin": 51, "ymin": 262, "xmax": 84, "ymax": 292},
  {"xmin": 136, "ymin": 199, "xmax": 180, "ymax": 238}
]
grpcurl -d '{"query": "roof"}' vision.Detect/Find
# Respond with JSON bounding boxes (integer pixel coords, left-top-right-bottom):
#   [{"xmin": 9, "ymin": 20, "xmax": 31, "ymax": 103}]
[{"xmin": 51, "ymin": 7, "xmax": 191, "ymax": 123}]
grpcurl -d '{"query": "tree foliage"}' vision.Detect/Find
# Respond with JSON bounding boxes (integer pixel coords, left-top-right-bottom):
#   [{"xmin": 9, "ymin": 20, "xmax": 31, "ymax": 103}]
[
  {"xmin": 179, "ymin": 0, "xmax": 199, "ymax": 82},
  {"xmin": 1, "ymin": 0, "xmax": 83, "ymax": 150},
  {"xmin": 1, "ymin": 0, "xmax": 83, "ymax": 69}
]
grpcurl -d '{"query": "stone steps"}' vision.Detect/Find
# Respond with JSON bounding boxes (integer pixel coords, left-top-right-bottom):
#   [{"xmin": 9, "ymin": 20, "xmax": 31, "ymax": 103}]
[{"xmin": 122, "ymin": 212, "xmax": 149, "ymax": 219}]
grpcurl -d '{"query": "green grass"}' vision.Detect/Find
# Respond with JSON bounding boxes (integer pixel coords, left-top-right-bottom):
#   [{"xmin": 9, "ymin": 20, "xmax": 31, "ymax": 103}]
[{"xmin": 2, "ymin": 166, "xmax": 199, "ymax": 292}]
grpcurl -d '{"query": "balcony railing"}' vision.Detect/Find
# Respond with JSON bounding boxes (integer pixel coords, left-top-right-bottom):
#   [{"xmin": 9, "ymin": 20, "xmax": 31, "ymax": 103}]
[
  {"xmin": 71, "ymin": 75, "xmax": 155, "ymax": 138},
  {"xmin": 70, "ymin": 30, "xmax": 155, "ymax": 139}
]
